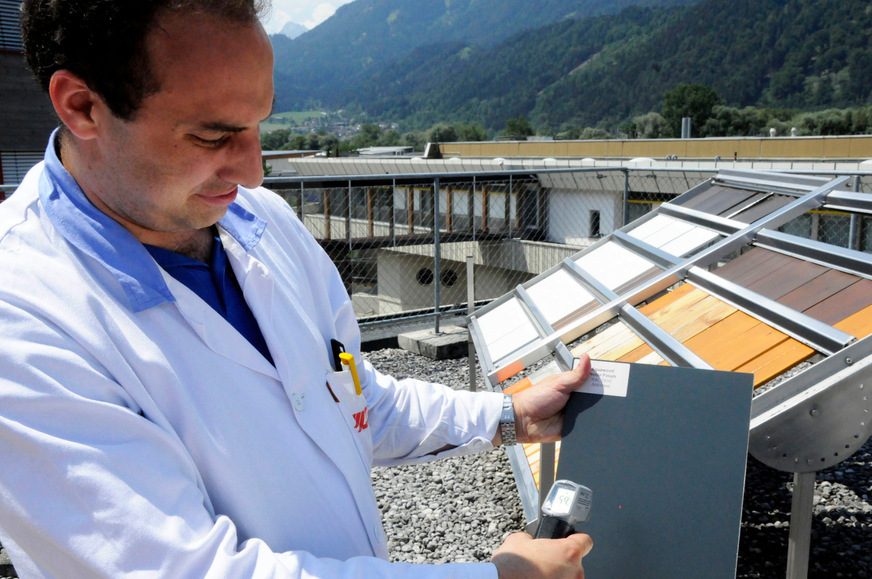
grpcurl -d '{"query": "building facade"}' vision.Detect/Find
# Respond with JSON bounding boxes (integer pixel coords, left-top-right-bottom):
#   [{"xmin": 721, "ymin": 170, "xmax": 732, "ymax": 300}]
[{"xmin": 1, "ymin": 0, "xmax": 58, "ymax": 187}]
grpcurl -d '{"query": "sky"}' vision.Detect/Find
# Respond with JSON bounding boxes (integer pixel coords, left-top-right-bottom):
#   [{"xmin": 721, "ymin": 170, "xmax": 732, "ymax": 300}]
[{"xmin": 260, "ymin": 0, "xmax": 355, "ymax": 34}]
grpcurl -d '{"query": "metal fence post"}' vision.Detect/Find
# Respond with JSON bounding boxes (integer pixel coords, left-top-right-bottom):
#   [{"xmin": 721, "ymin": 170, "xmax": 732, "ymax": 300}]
[
  {"xmin": 433, "ymin": 177, "xmax": 441, "ymax": 334},
  {"xmin": 508, "ymin": 174, "xmax": 513, "ymax": 237},
  {"xmin": 391, "ymin": 178, "xmax": 397, "ymax": 246},
  {"xmin": 467, "ymin": 255, "xmax": 476, "ymax": 392},
  {"xmin": 849, "ymin": 176, "xmax": 861, "ymax": 250},
  {"xmin": 324, "ymin": 187, "xmax": 331, "ymax": 241},
  {"xmin": 346, "ymin": 179, "xmax": 353, "ymax": 253},
  {"xmin": 472, "ymin": 176, "xmax": 477, "ymax": 242},
  {"xmin": 623, "ymin": 169, "xmax": 630, "ymax": 227}
]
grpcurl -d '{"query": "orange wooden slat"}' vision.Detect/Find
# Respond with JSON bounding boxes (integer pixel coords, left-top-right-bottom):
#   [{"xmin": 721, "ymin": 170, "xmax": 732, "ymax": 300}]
[
  {"xmin": 652, "ymin": 293, "xmax": 737, "ymax": 343},
  {"xmin": 504, "ymin": 377, "xmax": 533, "ymax": 395},
  {"xmin": 618, "ymin": 343, "xmax": 655, "ymax": 363},
  {"xmin": 509, "ymin": 260, "xmax": 872, "ymax": 491},
  {"xmin": 636, "ymin": 351, "xmax": 667, "ymax": 365},
  {"xmin": 734, "ymin": 340, "xmax": 815, "ymax": 387},
  {"xmin": 570, "ymin": 322, "xmax": 630, "ymax": 357},
  {"xmin": 699, "ymin": 325, "xmax": 789, "ymax": 371},
  {"xmin": 524, "ymin": 442, "xmax": 561, "ymax": 490},
  {"xmin": 495, "ymin": 359, "xmax": 526, "ymax": 383},
  {"xmin": 639, "ymin": 284, "xmax": 708, "ymax": 319},
  {"xmin": 598, "ymin": 333, "xmax": 647, "ymax": 361},
  {"xmin": 637, "ymin": 282, "xmax": 699, "ymax": 314},
  {"xmin": 834, "ymin": 303, "xmax": 872, "ymax": 339},
  {"xmin": 571, "ymin": 322, "xmax": 644, "ymax": 361},
  {"xmin": 681, "ymin": 311, "xmax": 777, "ymax": 371}
]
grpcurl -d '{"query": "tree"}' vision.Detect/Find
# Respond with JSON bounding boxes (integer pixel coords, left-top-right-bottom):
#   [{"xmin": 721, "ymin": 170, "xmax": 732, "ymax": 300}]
[
  {"xmin": 377, "ymin": 129, "xmax": 401, "ymax": 146},
  {"xmin": 456, "ymin": 124, "xmax": 489, "ymax": 141},
  {"xmin": 319, "ymin": 134, "xmax": 340, "ymax": 157},
  {"xmin": 580, "ymin": 127, "xmax": 610, "ymax": 139},
  {"xmin": 357, "ymin": 123, "xmax": 382, "ymax": 146},
  {"xmin": 344, "ymin": 123, "xmax": 383, "ymax": 151},
  {"xmin": 504, "ymin": 116, "xmax": 534, "ymax": 138},
  {"xmin": 661, "ymin": 84, "xmax": 723, "ymax": 138},
  {"xmin": 261, "ymin": 128, "xmax": 293, "ymax": 150},
  {"xmin": 400, "ymin": 131, "xmax": 427, "ymax": 152},
  {"xmin": 305, "ymin": 132, "xmax": 323, "ymax": 151},
  {"xmin": 428, "ymin": 124, "xmax": 458, "ymax": 143},
  {"xmin": 632, "ymin": 112, "xmax": 667, "ymax": 138},
  {"xmin": 291, "ymin": 135, "xmax": 310, "ymax": 150}
]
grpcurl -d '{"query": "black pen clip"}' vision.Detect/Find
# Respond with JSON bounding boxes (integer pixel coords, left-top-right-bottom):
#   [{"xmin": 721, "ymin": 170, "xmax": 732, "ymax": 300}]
[{"xmin": 330, "ymin": 339, "xmax": 345, "ymax": 371}]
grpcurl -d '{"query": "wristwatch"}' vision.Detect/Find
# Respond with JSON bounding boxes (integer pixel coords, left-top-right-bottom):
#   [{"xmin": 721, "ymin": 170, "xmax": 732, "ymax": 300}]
[{"xmin": 499, "ymin": 394, "xmax": 517, "ymax": 446}]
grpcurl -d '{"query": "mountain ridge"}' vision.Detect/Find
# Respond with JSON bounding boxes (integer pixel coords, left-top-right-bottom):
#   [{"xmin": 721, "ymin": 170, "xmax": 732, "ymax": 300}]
[
  {"xmin": 271, "ymin": 0, "xmax": 699, "ymax": 112},
  {"xmin": 271, "ymin": 0, "xmax": 872, "ymax": 134}
]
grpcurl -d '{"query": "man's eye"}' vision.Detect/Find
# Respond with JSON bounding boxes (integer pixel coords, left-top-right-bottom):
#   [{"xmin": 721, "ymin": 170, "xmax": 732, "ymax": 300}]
[{"xmin": 194, "ymin": 135, "xmax": 230, "ymax": 147}]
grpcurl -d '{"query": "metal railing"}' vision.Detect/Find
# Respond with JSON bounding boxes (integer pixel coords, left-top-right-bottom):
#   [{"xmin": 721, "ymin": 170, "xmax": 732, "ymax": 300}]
[
  {"xmin": 3, "ymin": 167, "xmax": 868, "ymax": 331},
  {"xmin": 263, "ymin": 167, "xmax": 872, "ymax": 330}
]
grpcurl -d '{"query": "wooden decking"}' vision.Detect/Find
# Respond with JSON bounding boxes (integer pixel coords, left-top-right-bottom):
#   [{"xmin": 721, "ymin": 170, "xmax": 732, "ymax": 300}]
[{"xmin": 509, "ymin": 246, "xmax": 872, "ymax": 489}]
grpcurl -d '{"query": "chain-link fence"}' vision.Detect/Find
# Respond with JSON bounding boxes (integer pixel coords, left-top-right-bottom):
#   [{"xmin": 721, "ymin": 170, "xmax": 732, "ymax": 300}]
[
  {"xmin": 268, "ymin": 173, "xmax": 556, "ymax": 327},
  {"xmin": 0, "ymin": 168, "xmax": 867, "ymax": 331},
  {"xmin": 266, "ymin": 169, "xmax": 872, "ymax": 330}
]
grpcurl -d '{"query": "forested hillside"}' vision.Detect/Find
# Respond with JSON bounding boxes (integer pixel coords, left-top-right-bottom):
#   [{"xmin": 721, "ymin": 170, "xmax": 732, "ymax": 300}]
[
  {"xmin": 530, "ymin": 0, "xmax": 872, "ymax": 132},
  {"xmin": 275, "ymin": 0, "xmax": 872, "ymax": 135},
  {"xmin": 352, "ymin": 6, "xmax": 677, "ymax": 131},
  {"xmin": 271, "ymin": 0, "xmax": 698, "ymax": 111}
]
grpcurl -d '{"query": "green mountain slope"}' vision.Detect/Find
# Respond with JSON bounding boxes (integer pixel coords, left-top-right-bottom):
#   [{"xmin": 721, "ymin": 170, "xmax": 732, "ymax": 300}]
[
  {"xmin": 532, "ymin": 0, "xmax": 872, "ymax": 131},
  {"xmin": 354, "ymin": 6, "xmax": 676, "ymax": 130},
  {"xmin": 329, "ymin": 0, "xmax": 872, "ymax": 133},
  {"xmin": 271, "ymin": 0, "xmax": 699, "ymax": 111}
]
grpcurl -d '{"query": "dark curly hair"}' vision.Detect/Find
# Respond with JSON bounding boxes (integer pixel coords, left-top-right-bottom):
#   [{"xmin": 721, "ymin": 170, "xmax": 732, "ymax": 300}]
[{"xmin": 21, "ymin": 0, "xmax": 270, "ymax": 120}]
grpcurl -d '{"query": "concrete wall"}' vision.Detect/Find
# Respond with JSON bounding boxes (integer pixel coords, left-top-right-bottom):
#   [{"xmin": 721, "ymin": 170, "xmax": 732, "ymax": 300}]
[
  {"xmin": 548, "ymin": 189, "xmax": 623, "ymax": 245},
  {"xmin": 375, "ymin": 240, "xmax": 584, "ymax": 313},
  {"xmin": 376, "ymin": 250, "xmax": 524, "ymax": 313},
  {"xmin": 445, "ymin": 136, "xmax": 872, "ymax": 160},
  {"xmin": 376, "ymin": 253, "xmax": 464, "ymax": 314}
]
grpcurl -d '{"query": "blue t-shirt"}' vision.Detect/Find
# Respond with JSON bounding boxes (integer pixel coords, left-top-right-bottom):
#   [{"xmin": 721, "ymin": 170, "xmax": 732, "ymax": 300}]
[{"xmin": 145, "ymin": 235, "xmax": 274, "ymax": 366}]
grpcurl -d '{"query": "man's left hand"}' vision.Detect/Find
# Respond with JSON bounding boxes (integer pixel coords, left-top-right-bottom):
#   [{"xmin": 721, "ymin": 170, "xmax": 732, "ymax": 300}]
[{"xmin": 508, "ymin": 353, "xmax": 591, "ymax": 444}]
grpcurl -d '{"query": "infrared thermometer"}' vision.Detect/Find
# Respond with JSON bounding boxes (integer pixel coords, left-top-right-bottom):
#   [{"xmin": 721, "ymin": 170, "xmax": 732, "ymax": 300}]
[{"xmin": 534, "ymin": 479, "xmax": 593, "ymax": 539}]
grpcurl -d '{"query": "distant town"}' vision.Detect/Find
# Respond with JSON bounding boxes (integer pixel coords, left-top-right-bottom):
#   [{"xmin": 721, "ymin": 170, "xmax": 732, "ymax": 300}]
[{"xmin": 261, "ymin": 110, "xmax": 398, "ymax": 141}]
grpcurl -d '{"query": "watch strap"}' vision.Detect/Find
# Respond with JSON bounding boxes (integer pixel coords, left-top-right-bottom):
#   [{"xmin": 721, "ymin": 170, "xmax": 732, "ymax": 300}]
[{"xmin": 499, "ymin": 394, "xmax": 517, "ymax": 446}]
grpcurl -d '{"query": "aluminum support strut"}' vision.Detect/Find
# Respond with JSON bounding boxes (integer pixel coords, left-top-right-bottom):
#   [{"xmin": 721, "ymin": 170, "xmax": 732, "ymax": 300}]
[{"xmin": 786, "ymin": 472, "xmax": 815, "ymax": 579}]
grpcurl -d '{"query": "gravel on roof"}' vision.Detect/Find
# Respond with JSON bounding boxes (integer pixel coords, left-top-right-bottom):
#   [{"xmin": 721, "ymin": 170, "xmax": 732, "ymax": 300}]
[
  {"xmin": 2, "ymin": 348, "xmax": 870, "ymax": 578},
  {"xmin": 366, "ymin": 348, "xmax": 872, "ymax": 579}
]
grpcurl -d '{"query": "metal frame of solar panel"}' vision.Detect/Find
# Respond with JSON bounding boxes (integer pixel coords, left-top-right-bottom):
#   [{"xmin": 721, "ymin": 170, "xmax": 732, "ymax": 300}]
[{"xmin": 469, "ymin": 169, "xmax": 872, "ymax": 579}]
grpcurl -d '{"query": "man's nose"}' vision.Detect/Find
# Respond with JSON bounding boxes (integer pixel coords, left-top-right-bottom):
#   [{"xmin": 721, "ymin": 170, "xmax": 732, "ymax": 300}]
[{"xmin": 219, "ymin": 130, "xmax": 263, "ymax": 188}]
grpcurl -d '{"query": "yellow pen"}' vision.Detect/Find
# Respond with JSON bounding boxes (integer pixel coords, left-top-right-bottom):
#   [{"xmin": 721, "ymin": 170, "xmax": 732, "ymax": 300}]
[{"xmin": 339, "ymin": 352, "xmax": 362, "ymax": 396}]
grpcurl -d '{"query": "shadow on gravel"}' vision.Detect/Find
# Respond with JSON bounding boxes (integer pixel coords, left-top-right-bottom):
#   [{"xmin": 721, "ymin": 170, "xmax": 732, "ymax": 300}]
[{"xmin": 737, "ymin": 444, "xmax": 872, "ymax": 579}]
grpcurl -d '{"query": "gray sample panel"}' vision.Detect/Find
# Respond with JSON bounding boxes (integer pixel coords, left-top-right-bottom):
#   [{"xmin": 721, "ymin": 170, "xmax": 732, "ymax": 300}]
[{"xmin": 558, "ymin": 363, "xmax": 753, "ymax": 578}]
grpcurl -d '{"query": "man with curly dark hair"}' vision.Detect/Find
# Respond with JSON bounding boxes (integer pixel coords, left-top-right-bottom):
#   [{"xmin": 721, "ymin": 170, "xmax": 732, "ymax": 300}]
[{"xmin": 0, "ymin": 1, "xmax": 593, "ymax": 577}]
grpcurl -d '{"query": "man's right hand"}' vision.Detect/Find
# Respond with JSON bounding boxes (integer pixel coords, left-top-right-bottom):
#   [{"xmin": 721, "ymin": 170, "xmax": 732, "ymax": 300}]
[{"xmin": 491, "ymin": 531, "xmax": 593, "ymax": 579}]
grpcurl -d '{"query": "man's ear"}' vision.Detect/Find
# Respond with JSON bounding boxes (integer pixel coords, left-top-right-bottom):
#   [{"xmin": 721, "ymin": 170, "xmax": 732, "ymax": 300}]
[{"xmin": 48, "ymin": 70, "xmax": 108, "ymax": 140}]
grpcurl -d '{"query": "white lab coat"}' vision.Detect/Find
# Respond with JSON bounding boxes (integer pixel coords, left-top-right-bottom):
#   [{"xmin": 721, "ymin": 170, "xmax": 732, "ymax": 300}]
[{"xmin": 0, "ymin": 162, "xmax": 503, "ymax": 578}]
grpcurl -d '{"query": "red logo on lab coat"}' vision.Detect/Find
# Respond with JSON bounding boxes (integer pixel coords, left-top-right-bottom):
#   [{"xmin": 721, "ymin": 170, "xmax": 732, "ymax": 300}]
[{"xmin": 353, "ymin": 407, "xmax": 369, "ymax": 432}]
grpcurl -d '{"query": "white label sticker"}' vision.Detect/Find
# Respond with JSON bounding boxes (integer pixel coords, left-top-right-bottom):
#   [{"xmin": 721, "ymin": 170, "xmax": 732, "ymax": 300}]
[{"xmin": 576, "ymin": 359, "xmax": 630, "ymax": 398}]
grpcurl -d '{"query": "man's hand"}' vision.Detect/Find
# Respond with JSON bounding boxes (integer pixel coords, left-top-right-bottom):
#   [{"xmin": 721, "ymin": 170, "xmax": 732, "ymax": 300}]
[
  {"xmin": 492, "ymin": 531, "xmax": 593, "ymax": 579},
  {"xmin": 512, "ymin": 353, "xmax": 591, "ymax": 444}
]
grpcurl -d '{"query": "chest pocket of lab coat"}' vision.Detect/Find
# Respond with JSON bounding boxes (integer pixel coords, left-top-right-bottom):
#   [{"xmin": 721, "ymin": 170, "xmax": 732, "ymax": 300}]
[{"xmin": 326, "ymin": 369, "xmax": 373, "ymax": 469}]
